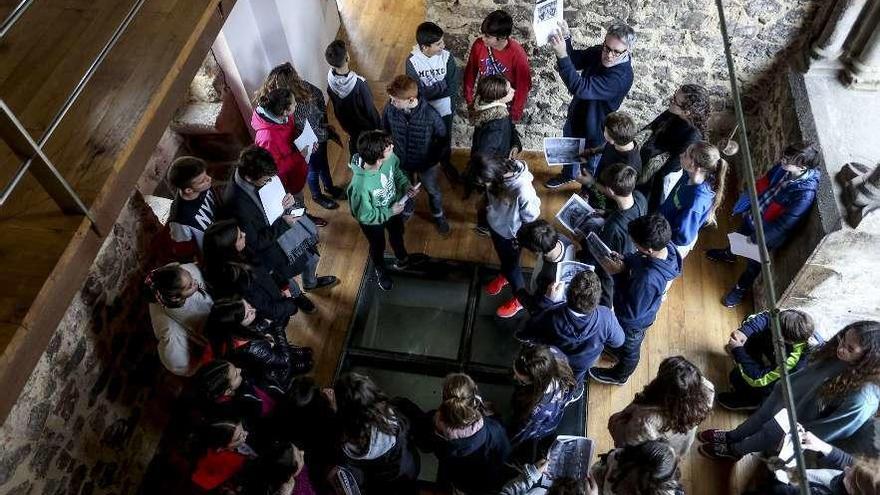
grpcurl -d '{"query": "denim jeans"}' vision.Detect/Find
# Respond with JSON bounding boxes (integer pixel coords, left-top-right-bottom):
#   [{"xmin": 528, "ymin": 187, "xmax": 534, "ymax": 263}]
[
  {"xmin": 440, "ymin": 114, "xmax": 453, "ymax": 169},
  {"xmin": 607, "ymin": 326, "xmax": 648, "ymax": 380},
  {"xmin": 307, "ymin": 141, "xmax": 335, "ymax": 197},
  {"xmin": 489, "ymin": 227, "xmax": 525, "ymax": 292},
  {"xmin": 288, "ymin": 251, "xmax": 320, "ymax": 296},
  {"xmin": 404, "ymin": 165, "xmax": 444, "ymax": 218},
  {"xmin": 359, "ymin": 215, "xmax": 408, "ymax": 272}
]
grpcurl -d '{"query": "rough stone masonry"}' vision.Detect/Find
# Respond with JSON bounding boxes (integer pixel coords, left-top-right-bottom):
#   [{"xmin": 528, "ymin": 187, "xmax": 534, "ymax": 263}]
[{"xmin": 429, "ymin": 0, "xmax": 822, "ymax": 168}]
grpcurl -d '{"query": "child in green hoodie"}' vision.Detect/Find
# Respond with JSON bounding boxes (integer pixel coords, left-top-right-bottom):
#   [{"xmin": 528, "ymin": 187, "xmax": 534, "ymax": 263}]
[{"xmin": 348, "ymin": 130, "xmax": 426, "ymax": 291}]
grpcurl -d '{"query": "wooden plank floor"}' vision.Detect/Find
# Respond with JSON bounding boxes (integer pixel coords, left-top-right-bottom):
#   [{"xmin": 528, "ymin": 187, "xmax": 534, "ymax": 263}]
[{"xmin": 290, "ymin": 0, "xmax": 760, "ymax": 493}]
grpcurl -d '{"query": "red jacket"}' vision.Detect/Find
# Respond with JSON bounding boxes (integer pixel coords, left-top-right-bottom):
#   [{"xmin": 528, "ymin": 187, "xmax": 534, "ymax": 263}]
[
  {"xmin": 463, "ymin": 37, "xmax": 532, "ymax": 121},
  {"xmin": 191, "ymin": 449, "xmax": 247, "ymax": 491},
  {"xmin": 251, "ymin": 111, "xmax": 308, "ymax": 194}
]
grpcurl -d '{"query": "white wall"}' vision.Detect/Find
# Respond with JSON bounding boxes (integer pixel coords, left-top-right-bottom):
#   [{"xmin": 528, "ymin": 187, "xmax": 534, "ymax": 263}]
[{"xmin": 213, "ymin": 0, "xmax": 341, "ymax": 134}]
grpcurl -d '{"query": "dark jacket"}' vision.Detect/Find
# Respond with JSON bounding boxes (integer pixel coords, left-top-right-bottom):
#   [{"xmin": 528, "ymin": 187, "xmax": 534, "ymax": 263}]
[
  {"xmin": 510, "ymin": 375, "xmax": 582, "ymax": 447},
  {"xmin": 207, "ymin": 318, "xmax": 298, "ymax": 385},
  {"xmin": 382, "ymin": 97, "xmax": 447, "ymax": 172},
  {"xmin": 613, "ymin": 242, "xmax": 682, "ymax": 329},
  {"xmin": 327, "ymin": 69, "xmax": 382, "ymax": 140},
  {"xmin": 220, "ymin": 172, "xmax": 298, "ymax": 283},
  {"xmin": 518, "ymin": 299, "xmax": 625, "ymax": 383},
  {"xmin": 557, "ymin": 42, "xmax": 633, "ymax": 147},
  {"xmin": 640, "ymin": 111, "xmax": 702, "ymax": 173},
  {"xmin": 733, "ymin": 163, "xmax": 820, "ymax": 249},
  {"xmin": 206, "ymin": 262, "xmax": 298, "ymax": 325},
  {"xmin": 425, "ymin": 413, "xmax": 512, "ymax": 494},
  {"xmin": 471, "ymin": 102, "xmax": 522, "ymax": 159},
  {"xmin": 730, "ymin": 311, "xmax": 809, "ymax": 390}
]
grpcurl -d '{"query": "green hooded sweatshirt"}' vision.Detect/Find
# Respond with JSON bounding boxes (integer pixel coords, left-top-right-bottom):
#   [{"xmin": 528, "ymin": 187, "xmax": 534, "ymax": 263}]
[{"xmin": 347, "ymin": 152, "xmax": 411, "ymax": 225}]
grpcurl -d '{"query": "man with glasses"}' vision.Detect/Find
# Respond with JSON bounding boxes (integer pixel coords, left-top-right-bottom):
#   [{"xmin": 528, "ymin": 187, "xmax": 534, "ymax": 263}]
[{"xmin": 545, "ymin": 21, "xmax": 635, "ymax": 189}]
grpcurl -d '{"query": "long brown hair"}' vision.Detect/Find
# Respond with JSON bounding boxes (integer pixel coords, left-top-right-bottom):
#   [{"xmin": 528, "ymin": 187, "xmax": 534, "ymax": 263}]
[
  {"xmin": 253, "ymin": 62, "xmax": 311, "ymax": 105},
  {"xmin": 812, "ymin": 320, "xmax": 880, "ymax": 399},
  {"xmin": 334, "ymin": 373, "xmax": 400, "ymax": 454},
  {"xmin": 632, "ymin": 356, "xmax": 712, "ymax": 433},
  {"xmin": 847, "ymin": 457, "xmax": 880, "ymax": 495},
  {"xmin": 684, "ymin": 141, "xmax": 729, "ymax": 225},
  {"xmin": 439, "ymin": 373, "xmax": 484, "ymax": 428},
  {"xmin": 512, "ymin": 345, "xmax": 576, "ymax": 427}
]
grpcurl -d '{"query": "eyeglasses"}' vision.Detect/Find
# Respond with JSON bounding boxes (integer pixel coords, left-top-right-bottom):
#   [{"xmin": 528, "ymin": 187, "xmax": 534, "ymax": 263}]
[{"xmin": 602, "ymin": 43, "xmax": 628, "ymax": 57}]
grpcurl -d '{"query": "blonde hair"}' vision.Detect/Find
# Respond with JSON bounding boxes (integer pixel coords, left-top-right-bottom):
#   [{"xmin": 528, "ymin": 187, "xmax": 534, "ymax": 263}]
[
  {"xmin": 685, "ymin": 141, "xmax": 728, "ymax": 225},
  {"xmin": 253, "ymin": 62, "xmax": 311, "ymax": 106},
  {"xmin": 439, "ymin": 373, "xmax": 482, "ymax": 428}
]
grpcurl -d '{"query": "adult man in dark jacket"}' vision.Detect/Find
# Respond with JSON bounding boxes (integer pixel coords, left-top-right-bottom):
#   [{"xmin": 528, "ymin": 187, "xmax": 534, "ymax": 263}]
[
  {"xmin": 517, "ymin": 270, "xmax": 624, "ymax": 384},
  {"xmin": 545, "ymin": 21, "xmax": 635, "ymax": 189},
  {"xmin": 221, "ymin": 146, "xmax": 338, "ymax": 313},
  {"xmin": 382, "ymin": 75, "xmax": 450, "ymax": 235}
]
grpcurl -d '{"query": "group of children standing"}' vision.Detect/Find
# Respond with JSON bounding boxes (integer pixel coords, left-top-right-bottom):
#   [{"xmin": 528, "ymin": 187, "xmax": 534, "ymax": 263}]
[{"xmin": 143, "ymin": 7, "xmax": 880, "ymax": 495}]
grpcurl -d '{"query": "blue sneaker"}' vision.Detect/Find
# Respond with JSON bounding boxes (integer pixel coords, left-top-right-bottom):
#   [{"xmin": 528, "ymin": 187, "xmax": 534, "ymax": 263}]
[{"xmin": 722, "ymin": 286, "xmax": 747, "ymax": 308}]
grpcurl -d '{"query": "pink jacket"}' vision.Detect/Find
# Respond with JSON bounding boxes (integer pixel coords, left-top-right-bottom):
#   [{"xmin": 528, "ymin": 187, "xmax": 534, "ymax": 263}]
[{"xmin": 251, "ymin": 110, "xmax": 308, "ymax": 194}]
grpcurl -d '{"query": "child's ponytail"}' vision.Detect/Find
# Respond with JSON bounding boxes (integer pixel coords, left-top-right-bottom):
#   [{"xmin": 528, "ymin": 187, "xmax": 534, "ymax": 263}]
[
  {"xmin": 439, "ymin": 373, "xmax": 483, "ymax": 428},
  {"xmin": 708, "ymin": 155, "xmax": 729, "ymax": 225}
]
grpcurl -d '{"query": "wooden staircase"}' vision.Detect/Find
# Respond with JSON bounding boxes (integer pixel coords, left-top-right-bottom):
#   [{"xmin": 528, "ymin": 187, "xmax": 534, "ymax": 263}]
[{"xmin": 0, "ymin": 0, "xmax": 235, "ymax": 422}]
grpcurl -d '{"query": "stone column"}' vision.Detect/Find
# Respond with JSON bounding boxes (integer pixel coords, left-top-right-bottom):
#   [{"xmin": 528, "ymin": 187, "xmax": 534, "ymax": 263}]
[
  {"xmin": 843, "ymin": 4, "xmax": 880, "ymax": 90},
  {"xmin": 810, "ymin": 0, "xmax": 869, "ymax": 68}
]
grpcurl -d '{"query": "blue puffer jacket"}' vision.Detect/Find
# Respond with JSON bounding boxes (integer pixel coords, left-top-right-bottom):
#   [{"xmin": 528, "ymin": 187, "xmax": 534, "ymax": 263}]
[
  {"xmin": 732, "ymin": 164, "xmax": 819, "ymax": 250},
  {"xmin": 382, "ymin": 97, "xmax": 447, "ymax": 172}
]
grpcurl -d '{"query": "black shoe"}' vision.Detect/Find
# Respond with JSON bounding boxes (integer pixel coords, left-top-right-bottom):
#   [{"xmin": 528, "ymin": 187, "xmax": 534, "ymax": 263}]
[
  {"xmin": 306, "ymin": 213, "xmax": 328, "ymax": 227},
  {"xmin": 304, "ymin": 275, "xmax": 339, "ymax": 292},
  {"xmin": 293, "ymin": 294, "xmax": 317, "ymax": 314},
  {"xmin": 473, "ymin": 225, "xmax": 490, "ymax": 237},
  {"xmin": 544, "ymin": 175, "xmax": 575, "ymax": 189},
  {"xmin": 327, "ymin": 186, "xmax": 348, "ymax": 200},
  {"xmin": 393, "ymin": 253, "xmax": 429, "ymax": 270},
  {"xmin": 717, "ymin": 392, "xmax": 760, "ymax": 411},
  {"xmin": 376, "ymin": 269, "xmax": 393, "ymax": 291},
  {"xmin": 588, "ymin": 367, "xmax": 627, "ymax": 386},
  {"xmin": 706, "ymin": 248, "xmax": 736, "ymax": 263},
  {"xmin": 722, "ymin": 286, "xmax": 747, "ymax": 308},
  {"xmin": 313, "ymin": 194, "xmax": 339, "ymax": 210},
  {"xmin": 435, "ymin": 216, "xmax": 451, "ymax": 236}
]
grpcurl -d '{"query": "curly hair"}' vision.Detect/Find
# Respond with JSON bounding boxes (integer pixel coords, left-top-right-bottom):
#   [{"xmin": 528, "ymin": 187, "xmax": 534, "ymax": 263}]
[
  {"xmin": 813, "ymin": 320, "xmax": 880, "ymax": 399},
  {"xmin": 674, "ymin": 84, "xmax": 711, "ymax": 136},
  {"xmin": 632, "ymin": 356, "xmax": 712, "ymax": 433},
  {"xmin": 253, "ymin": 62, "xmax": 312, "ymax": 105}
]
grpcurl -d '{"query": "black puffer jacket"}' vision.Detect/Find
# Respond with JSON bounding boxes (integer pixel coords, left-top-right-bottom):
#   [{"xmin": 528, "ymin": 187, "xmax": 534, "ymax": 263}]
[
  {"xmin": 382, "ymin": 98, "xmax": 447, "ymax": 172},
  {"xmin": 471, "ymin": 102, "xmax": 522, "ymax": 159},
  {"xmin": 208, "ymin": 319, "xmax": 312, "ymax": 385}
]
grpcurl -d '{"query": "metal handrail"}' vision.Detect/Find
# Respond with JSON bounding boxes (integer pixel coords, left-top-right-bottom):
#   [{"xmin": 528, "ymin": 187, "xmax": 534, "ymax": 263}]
[
  {"xmin": 714, "ymin": 1, "xmax": 810, "ymax": 493},
  {"xmin": 0, "ymin": 0, "xmax": 147, "ymax": 212},
  {"xmin": 0, "ymin": 0, "xmax": 35, "ymax": 39}
]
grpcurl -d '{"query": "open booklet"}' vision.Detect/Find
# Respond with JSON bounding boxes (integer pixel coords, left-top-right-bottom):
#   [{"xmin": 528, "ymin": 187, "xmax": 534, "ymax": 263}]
[
  {"xmin": 585, "ymin": 231, "xmax": 613, "ymax": 264},
  {"xmin": 536, "ymin": 436, "xmax": 595, "ymax": 489},
  {"xmin": 556, "ymin": 260, "xmax": 594, "ymax": 285},
  {"xmin": 544, "ymin": 137, "xmax": 585, "ymax": 167},
  {"xmin": 556, "ymin": 194, "xmax": 604, "ymax": 237}
]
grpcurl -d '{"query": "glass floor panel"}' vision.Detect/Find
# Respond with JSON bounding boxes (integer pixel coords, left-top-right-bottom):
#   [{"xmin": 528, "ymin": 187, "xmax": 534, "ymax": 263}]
[
  {"xmin": 339, "ymin": 259, "xmax": 587, "ymax": 486},
  {"xmin": 349, "ymin": 261, "xmax": 471, "ymax": 359}
]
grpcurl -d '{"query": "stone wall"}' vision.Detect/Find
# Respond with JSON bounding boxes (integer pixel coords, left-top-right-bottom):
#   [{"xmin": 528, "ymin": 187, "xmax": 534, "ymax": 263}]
[
  {"xmin": 430, "ymin": 0, "xmax": 822, "ymax": 151},
  {"xmin": 0, "ymin": 193, "xmax": 172, "ymax": 495}
]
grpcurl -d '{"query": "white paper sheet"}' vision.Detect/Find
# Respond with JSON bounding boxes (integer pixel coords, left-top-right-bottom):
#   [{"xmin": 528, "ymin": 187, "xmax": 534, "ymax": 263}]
[
  {"xmin": 259, "ymin": 175, "xmax": 286, "ymax": 225},
  {"xmin": 555, "ymin": 260, "xmax": 594, "ymax": 284},
  {"xmin": 294, "ymin": 119, "xmax": 318, "ymax": 162},
  {"xmin": 728, "ymin": 232, "xmax": 761, "ymax": 262},
  {"xmin": 543, "ymin": 137, "xmax": 585, "ymax": 166},
  {"xmin": 772, "ymin": 409, "xmax": 797, "ymax": 483},
  {"xmin": 533, "ymin": 0, "xmax": 564, "ymax": 47}
]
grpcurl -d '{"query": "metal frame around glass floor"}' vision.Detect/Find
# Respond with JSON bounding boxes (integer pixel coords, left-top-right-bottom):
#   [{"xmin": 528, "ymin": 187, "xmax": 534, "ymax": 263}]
[{"xmin": 334, "ymin": 257, "xmax": 587, "ymax": 485}]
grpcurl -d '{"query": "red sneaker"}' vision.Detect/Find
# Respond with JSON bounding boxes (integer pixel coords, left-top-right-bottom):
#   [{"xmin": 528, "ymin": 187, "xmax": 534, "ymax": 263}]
[
  {"xmin": 484, "ymin": 274, "xmax": 509, "ymax": 296},
  {"xmin": 496, "ymin": 297, "xmax": 523, "ymax": 318}
]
